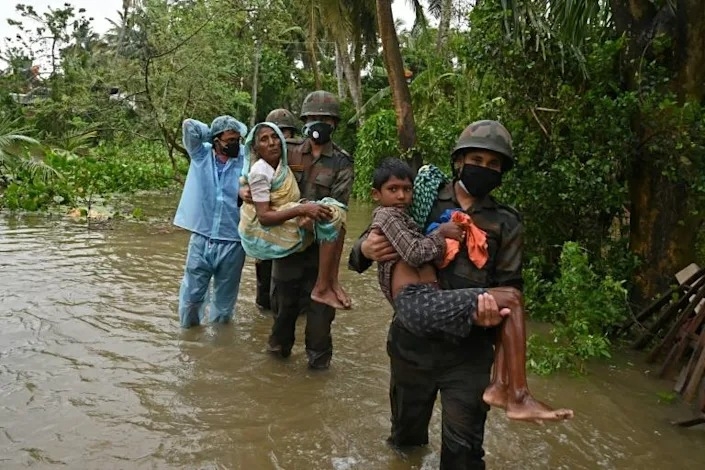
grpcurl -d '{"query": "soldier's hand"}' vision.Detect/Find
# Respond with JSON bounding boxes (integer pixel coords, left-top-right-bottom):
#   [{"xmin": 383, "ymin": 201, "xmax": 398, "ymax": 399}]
[
  {"xmin": 486, "ymin": 286, "xmax": 522, "ymax": 311},
  {"xmin": 473, "ymin": 293, "xmax": 510, "ymax": 327},
  {"xmin": 437, "ymin": 222, "xmax": 464, "ymax": 241},
  {"xmin": 298, "ymin": 203, "xmax": 333, "ymax": 221},
  {"xmin": 361, "ymin": 228, "xmax": 398, "ymax": 262},
  {"xmin": 239, "ymin": 185, "xmax": 253, "ymax": 204}
]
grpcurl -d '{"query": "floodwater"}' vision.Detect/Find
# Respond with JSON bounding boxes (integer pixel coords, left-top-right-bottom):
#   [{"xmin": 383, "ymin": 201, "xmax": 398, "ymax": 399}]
[{"xmin": 1, "ymin": 193, "xmax": 704, "ymax": 469}]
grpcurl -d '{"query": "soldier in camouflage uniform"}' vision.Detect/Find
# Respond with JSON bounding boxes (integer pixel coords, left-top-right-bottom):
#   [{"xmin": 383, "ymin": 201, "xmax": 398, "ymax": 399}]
[
  {"xmin": 349, "ymin": 120, "xmax": 524, "ymax": 469},
  {"xmin": 265, "ymin": 108, "xmax": 300, "ymax": 141},
  {"xmin": 254, "ymin": 108, "xmax": 304, "ymax": 312},
  {"xmin": 267, "ymin": 91, "xmax": 354, "ymax": 369}
]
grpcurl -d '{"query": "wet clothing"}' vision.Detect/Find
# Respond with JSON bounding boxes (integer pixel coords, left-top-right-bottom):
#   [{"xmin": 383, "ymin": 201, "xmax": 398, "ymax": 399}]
[
  {"xmin": 255, "ymin": 259, "xmax": 273, "ymax": 311},
  {"xmin": 370, "ymin": 206, "xmax": 446, "ymax": 304},
  {"xmin": 388, "ymin": 325, "xmax": 492, "ymax": 469},
  {"xmin": 349, "ymin": 182, "xmax": 523, "ymax": 469},
  {"xmin": 175, "ymin": 118, "xmax": 248, "ymax": 328},
  {"xmin": 178, "ymin": 233, "xmax": 246, "ymax": 328},
  {"xmin": 174, "ymin": 119, "xmax": 246, "ymax": 242},
  {"xmin": 239, "ymin": 123, "xmax": 347, "ymax": 261},
  {"xmin": 269, "ymin": 244, "xmax": 335, "ymax": 366},
  {"xmin": 394, "ymin": 283, "xmax": 483, "ymax": 342},
  {"xmin": 269, "ymin": 137, "xmax": 354, "ymax": 369}
]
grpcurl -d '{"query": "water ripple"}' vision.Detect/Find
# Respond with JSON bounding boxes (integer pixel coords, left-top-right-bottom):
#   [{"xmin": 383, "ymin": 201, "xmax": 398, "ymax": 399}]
[{"xmin": 1, "ymin": 208, "xmax": 704, "ymax": 469}]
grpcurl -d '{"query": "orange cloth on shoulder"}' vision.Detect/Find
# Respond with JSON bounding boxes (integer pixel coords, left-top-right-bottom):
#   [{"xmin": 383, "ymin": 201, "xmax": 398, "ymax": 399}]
[{"xmin": 438, "ymin": 211, "xmax": 489, "ymax": 269}]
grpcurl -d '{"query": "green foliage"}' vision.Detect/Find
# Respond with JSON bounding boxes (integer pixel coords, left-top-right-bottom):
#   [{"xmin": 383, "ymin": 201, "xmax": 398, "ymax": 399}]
[
  {"xmin": 0, "ymin": 143, "xmax": 176, "ymax": 212},
  {"xmin": 656, "ymin": 391, "xmax": 678, "ymax": 404},
  {"xmin": 526, "ymin": 242, "xmax": 629, "ymax": 375},
  {"xmin": 351, "ymin": 109, "xmax": 398, "ymax": 199},
  {"xmin": 0, "ymin": 117, "xmax": 59, "ymax": 186}
]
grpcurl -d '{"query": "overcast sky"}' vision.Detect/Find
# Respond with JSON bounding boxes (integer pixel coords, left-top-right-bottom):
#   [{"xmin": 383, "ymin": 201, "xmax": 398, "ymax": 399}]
[{"xmin": 0, "ymin": 0, "xmax": 420, "ymax": 48}]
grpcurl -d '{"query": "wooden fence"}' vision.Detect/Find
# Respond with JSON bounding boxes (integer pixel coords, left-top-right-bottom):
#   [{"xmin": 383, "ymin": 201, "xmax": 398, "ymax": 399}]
[{"xmin": 617, "ymin": 264, "xmax": 705, "ymax": 427}]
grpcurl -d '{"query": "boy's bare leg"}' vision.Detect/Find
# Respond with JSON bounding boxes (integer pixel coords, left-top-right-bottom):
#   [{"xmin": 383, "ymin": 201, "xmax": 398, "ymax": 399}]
[
  {"xmin": 331, "ymin": 228, "xmax": 351, "ymax": 308},
  {"xmin": 311, "ymin": 240, "xmax": 344, "ymax": 309},
  {"xmin": 500, "ymin": 297, "xmax": 574, "ymax": 422},
  {"xmin": 483, "ymin": 329, "xmax": 509, "ymax": 409}
]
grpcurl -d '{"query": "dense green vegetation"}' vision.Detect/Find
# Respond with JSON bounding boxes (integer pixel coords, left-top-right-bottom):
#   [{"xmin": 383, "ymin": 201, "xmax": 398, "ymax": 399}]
[{"xmin": 1, "ymin": 0, "xmax": 704, "ymax": 373}]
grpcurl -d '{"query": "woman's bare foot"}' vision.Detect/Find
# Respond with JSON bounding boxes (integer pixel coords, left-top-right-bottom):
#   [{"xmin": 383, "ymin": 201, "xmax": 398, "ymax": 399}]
[
  {"xmin": 333, "ymin": 283, "xmax": 352, "ymax": 309},
  {"xmin": 482, "ymin": 382, "xmax": 508, "ymax": 409},
  {"xmin": 311, "ymin": 288, "xmax": 344, "ymax": 309},
  {"xmin": 506, "ymin": 391, "xmax": 574, "ymax": 422}
]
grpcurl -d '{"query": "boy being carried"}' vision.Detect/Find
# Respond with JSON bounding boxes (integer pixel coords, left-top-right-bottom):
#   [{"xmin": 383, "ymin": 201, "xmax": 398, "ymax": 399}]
[{"xmin": 369, "ymin": 157, "xmax": 573, "ymax": 422}]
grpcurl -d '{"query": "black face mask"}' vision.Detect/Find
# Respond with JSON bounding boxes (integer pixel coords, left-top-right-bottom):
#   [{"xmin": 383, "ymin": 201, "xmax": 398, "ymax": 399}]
[
  {"xmin": 302, "ymin": 121, "xmax": 333, "ymax": 145},
  {"xmin": 458, "ymin": 164, "xmax": 502, "ymax": 198},
  {"xmin": 220, "ymin": 141, "xmax": 240, "ymax": 159}
]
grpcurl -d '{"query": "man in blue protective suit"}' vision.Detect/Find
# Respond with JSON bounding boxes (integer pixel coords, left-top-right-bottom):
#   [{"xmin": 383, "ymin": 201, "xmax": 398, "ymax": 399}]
[{"xmin": 174, "ymin": 115, "xmax": 248, "ymax": 328}]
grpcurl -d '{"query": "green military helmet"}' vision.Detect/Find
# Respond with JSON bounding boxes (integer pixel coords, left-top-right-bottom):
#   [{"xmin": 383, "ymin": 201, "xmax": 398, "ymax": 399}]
[
  {"xmin": 452, "ymin": 120, "xmax": 514, "ymax": 171},
  {"xmin": 265, "ymin": 108, "xmax": 298, "ymax": 132},
  {"xmin": 299, "ymin": 90, "xmax": 340, "ymax": 120}
]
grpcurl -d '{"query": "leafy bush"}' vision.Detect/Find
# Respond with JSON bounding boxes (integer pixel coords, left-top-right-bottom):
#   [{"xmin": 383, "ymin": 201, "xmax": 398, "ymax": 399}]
[
  {"xmin": 0, "ymin": 142, "xmax": 176, "ymax": 212},
  {"xmin": 526, "ymin": 242, "xmax": 629, "ymax": 375},
  {"xmin": 351, "ymin": 109, "xmax": 398, "ymax": 200}
]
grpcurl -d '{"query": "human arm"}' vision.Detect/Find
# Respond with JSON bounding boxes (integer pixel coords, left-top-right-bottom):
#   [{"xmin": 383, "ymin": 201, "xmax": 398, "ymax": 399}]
[
  {"xmin": 348, "ymin": 230, "xmax": 373, "ymax": 273},
  {"xmin": 249, "ymin": 166, "xmax": 332, "ymax": 226},
  {"xmin": 254, "ymin": 201, "xmax": 331, "ymax": 226},
  {"xmin": 348, "ymin": 227, "xmax": 402, "ymax": 273},
  {"xmin": 238, "ymin": 185, "xmax": 253, "ymax": 204},
  {"xmin": 181, "ymin": 119, "xmax": 211, "ymax": 161},
  {"xmin": 371, "ymin": 208, "xmax": 448, "ymax": 268},
  {"xmin": 473, "ymin": 290, "xmax": 515, "ymax": 327}
]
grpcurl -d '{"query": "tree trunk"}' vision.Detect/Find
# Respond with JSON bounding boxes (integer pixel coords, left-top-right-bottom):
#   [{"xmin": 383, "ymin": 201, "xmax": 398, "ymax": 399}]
[
  {"xmin": 375, "ymin": 0, "xmax": 420, "ymax": 171},
  {"xmin": 307, "ymin": 6, "xmax": 322, "ymax": 89},
  {"xmin": 436, "ymin": 0, "xmax": 453, "ymax": 52},
  {"xmin": 337, "ymin": 38, "xmax": 363, "ymax": 117},
  {"xmin": 334, "ymin": 42, "xmax": 347, "ymax": 100},
  {"xmin": 250, "ymin": 40, "xmax": 261, "ymax": 127},
  {"xmin": 611, "ymin": 0, "xmax": 705, "ymax": 304}
]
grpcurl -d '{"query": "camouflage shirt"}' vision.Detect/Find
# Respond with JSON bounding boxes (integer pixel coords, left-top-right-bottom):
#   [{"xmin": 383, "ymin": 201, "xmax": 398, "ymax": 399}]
[
  {"xmin": 427, "ymin": 182, "xmax": 523, "ymax": 291},
  {"xmin": 348, "ymin": 181, "xmax": 523, "ymax": 367},
  {"xmin": 349, "ymin": 182, "xmax": 523, "ymax": 291},
  {"xmin": 286, "ymin": 138, "xmax": 354, "ymax": 205}
]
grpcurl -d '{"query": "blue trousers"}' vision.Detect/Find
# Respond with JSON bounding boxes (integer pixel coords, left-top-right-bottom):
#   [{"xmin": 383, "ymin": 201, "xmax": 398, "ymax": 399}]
[{"xmin": 178, "ymin": 233, "xmax": 246, "ymax": 328}]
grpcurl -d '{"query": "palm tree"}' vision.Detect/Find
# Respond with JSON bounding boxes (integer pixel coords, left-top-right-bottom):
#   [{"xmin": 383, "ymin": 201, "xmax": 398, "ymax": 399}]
[
  {"xmin": 428, "ymin": 0, "xmax": 453, "ymax": 51},
  {"xmin": 500, "ymin": 0, "xmax": 705, "ymax": 304},
  {"xmin": 286, "ymin": 0, "xmax": 376, "ymax": 116},
  {"xmin": 288, "ymin": 0, "xmax": 347, "ymax": 89},
  {"xmin": 376, "ymin": 0, "xmax": 423, "ymax": 171},
  {"xmin": 0, "ymin": 118, "xmax": 58, "ymax": 184}
]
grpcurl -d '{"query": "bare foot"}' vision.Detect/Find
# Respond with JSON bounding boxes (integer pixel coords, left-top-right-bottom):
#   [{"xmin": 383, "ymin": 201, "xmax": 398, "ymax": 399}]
[
  {"xmin": 311, "ymin": 288, "xmax": 345, "ymax": 309},
  {"xmin": 483, "ymin": 382, "xmax": 508, "ymax": 409},
  {"xmin": 506, "ymin": 392, "xmax": 574, "ymax": 422},
  {"xmin": 333, "ymin": 283, "xmax": 352, "ymax": 309}
]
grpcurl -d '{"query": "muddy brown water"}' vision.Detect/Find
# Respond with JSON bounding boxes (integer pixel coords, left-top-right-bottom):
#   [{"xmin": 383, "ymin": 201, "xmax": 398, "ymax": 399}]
[{"xmin": 1, "ymin": 192, "xmax": 704, "ymax": 469}]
